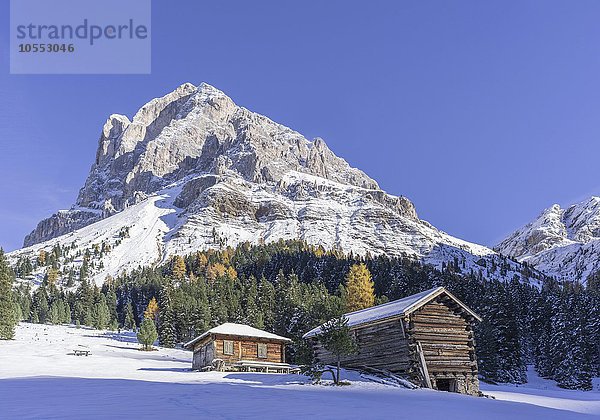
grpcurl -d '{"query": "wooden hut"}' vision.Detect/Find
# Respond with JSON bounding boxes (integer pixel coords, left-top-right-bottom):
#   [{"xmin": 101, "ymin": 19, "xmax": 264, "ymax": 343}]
[
  {"xmin": 303, "ymin": 287, "xmax": 482, "ymax": 395},
  {"xmin": 184, "ymin": 323, "xmax": 294, "ymax": 373}
]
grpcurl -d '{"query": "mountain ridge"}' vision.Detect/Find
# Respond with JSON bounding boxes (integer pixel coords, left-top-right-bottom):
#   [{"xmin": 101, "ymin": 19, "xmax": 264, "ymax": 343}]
[{"xmin": 12, "ymin": 83, "xmax": 542, "ymax": 286}]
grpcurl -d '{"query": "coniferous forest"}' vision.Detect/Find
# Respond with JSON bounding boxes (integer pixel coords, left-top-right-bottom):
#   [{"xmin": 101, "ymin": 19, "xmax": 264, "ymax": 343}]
[{"xmin": 5, "ymin": 240, "xmax": 600, "ymax": 391}]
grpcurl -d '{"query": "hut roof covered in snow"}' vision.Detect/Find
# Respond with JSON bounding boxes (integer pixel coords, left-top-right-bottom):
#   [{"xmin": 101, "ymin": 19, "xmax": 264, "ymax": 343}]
[{"xmin": 303, "ymin": 287, "xmax": 481, "ymax": 339}]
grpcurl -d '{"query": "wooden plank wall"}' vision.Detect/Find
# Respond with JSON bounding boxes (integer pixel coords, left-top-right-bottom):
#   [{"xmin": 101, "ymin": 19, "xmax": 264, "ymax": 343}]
[
  {"xmin": 408, "ymin": 299, "xmax": 478, "ymax": 377},
  {"xmin": 192, "ymin": 340, "xmax": 214, "ymax": 370},
  {"xmin": 211, "ymin": 335, "xmax": 284, "ymax": 364},
  {"xmin": 312, "ymin": 319, "xmax": 413, "ymax": 374}
]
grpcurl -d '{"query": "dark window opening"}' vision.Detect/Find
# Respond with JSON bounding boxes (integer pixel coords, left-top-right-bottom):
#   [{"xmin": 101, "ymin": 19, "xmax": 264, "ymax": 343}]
[{"xmin": 436, "ymin": 378, "xmax": 456, "ymax": 392}]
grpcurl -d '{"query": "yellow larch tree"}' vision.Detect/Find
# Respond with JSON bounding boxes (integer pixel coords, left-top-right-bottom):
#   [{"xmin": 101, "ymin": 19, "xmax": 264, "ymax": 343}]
[
  {"xmin": 143, "ymin": 297, "xmax": 159, "ymax": 322},
  {"xmin": 344, "ymin": 263, "xmax": 375, "ymax": 312},
  {"xmin": 172, "ymin": 255, "xmax": 187, "ymax": 280}
]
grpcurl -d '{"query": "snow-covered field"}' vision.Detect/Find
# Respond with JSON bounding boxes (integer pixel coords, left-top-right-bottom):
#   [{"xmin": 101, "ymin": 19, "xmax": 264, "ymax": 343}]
[
  {"xmin": 481, "ymin": 366, "xmax": 600, "ymax": 417},
  {"xmin": 1, "ymin": 323, "xmax": 598, "ymax": 419}
]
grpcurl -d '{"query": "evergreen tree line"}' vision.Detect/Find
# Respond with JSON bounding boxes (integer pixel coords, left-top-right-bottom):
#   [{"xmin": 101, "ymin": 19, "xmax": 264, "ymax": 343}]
[
  {"xmin": 3, "ymin": 241, "xmax": 599, "ymax": 390},
  {"xmin": 12, "ymin": 276, "xmax": 120, "ymax": 331}
]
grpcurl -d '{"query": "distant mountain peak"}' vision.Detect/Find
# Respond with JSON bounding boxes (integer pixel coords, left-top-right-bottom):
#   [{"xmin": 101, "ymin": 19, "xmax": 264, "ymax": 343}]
[{"xmin": 497, "ymin": 196, "xmax": 600, "ymax": 282}]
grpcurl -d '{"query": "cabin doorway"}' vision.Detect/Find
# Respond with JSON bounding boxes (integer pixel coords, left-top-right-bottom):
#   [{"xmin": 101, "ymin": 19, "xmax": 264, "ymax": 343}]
[{"xmin": 436, "ymin": 378, "xmax": 456, "ymax": 392}]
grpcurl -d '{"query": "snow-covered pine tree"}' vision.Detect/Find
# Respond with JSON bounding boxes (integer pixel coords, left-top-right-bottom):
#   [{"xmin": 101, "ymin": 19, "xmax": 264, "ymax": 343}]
[
  {"xmin": 13, "ymin": 284, "xmax": 31, "ymax": 322},
  {"xmin": 589, "ymin": 289, "xmax": 600, "ymax": 376},
  {"xmin": 56, "ymin": 299, "xmax": 66, "ymax": 323},
  {"xmin": 109, "ymin": 318, "xmax": 119, "ymax": 331},
  {"xmin": 208, "ymin": 281, "xmax": 227, "ymax": 325},
  {"xmin": 498, "ymin": 288, "xmax": 527, "ymax": 384},
  {"xmin": 123, "ymin": 302, "xmax": 136, "ymax": 330},
  {"xmin": 222, "ymin": 274, "xmax": 243, "ymax": 323},
  {"xmin": 531, "ymin": 283, "xmax": 558, "ymax": 378},
  {"xmin": 474, "ymin": 314, "xmax": 500, "ymax": 383},
  {"xmin": 257, "ymin": 276, "xmax": 275, "ymax": 330},
  {"xmin": 92, "ymin": 295, "xmax": 110, "ymax": 330},
  {"xmin": 31, "ymin": 286, "xmax": 49, "ymax": 324},
  {"xmin": 583, "ymin": 275, "xmax": 600, "ymax": 376},
  {"xmin": 0, "ymin": 249, "xmax": 18, "ymax": 339},
  {"xmin": 549, "ymin": 287, "xmax": 593, "ymax": 390},
  {"xmin": 158, "ymin": 285, "xmax": 177, "ymax": 347},
  {"xmin": 477, "ymin": 282, "xmax": 527, "ymax": 384},
  {"xmin": 48, "ymin": 302, "xmax": 61, "ymax": 324},
  {"xmin": 105, "ymin": 289, "xmax": 118, "ymax": 327},
  {"xmin": 83, "ymin": 307, "xmax": 94, "ymax": 327},
  {"xmin": 189, "ymin": 277, "xmax": 211, "ymax": 336},
  {"xmin": 243, "ymin": 275, "xmax": 263, "ymax": 329},
  {"xmin": 62, "ymin": 299, "xmax": 72, "ymax": 324},
  {"xmin": 274, "ymin": 270, "xmax": 302, "ymax": 337},
  {"xmin": 507, "ymin": 277, "xmax": 536, "ymax": 368},
  {"xmin": 191, "ymin": 300, "xmax": 211, "ymax": 337}
]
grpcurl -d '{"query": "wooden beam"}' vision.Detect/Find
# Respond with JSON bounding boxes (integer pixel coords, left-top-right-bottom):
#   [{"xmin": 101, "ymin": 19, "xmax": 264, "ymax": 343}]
[{"xmin": 416, "ymin": 341, "xmax": 432, "ymax": 388}]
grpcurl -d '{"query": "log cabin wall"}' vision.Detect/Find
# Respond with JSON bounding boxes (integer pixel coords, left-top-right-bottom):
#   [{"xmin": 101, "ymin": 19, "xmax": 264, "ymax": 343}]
[
  {"xmin": 312, "ymin": 318, "xmax": 413, "ymax": 375},
  {"xmin": 194, "ymin": 334, "xmax": 284, "ymax": 366},
  {"xmin": 408, "ymin": 297, "xmax": 480, "ymax": 395},
  {"xmin": 192, "ymin": 337, "xmax": 214, "ymax": 370}
]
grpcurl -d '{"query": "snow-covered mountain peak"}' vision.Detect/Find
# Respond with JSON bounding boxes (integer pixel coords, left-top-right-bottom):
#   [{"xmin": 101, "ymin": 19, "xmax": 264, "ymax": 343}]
[
  {"xmin": 496, "ymin": 196, "xmax": 600, "ymax": 282},
  {"xmin": 496, "ymin": 203, "xmax": 567, "ymax": 259},
  {"xmin": 196, "ymin": 81, "xmax": 228, "ymax": 97},
  {"xmin": 563, "ymin": 196, "xmax": 600, "ymax": 242},
  {"xmin": 14, "ymin": 83, "xmax": 544, "ymax": 286},
  {"xmin": 24, "ymin": 82, "xmax": 381, "ymax": 246}
]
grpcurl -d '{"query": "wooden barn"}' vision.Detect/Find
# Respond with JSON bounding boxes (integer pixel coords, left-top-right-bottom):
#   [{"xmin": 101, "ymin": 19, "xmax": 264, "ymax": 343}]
[
  {"xmin": 184, "ymin": 323, "xmax": 294, "ymax": 373},
  {"xmin": 303, "ymin": 287, "xmax": 482, "ymax": 395}
]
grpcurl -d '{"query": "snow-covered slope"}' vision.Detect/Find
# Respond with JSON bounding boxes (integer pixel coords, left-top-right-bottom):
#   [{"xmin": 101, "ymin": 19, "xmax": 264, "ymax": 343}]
[
  {"xmin": 10, "ymin": 83, "xmax": 540, "ymax": 286},
  {"xmin": 496, "ymin": 197, "xmax": 600, "ymax": 283},
  {"xmin": 1, "ymin": 323, "xmax": 598, "ymax": 419}
]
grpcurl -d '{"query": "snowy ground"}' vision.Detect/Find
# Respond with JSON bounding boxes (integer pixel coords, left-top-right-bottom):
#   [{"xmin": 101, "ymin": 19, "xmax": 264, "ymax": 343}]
[
  {"xmin": 481, "ymin": 366, "xmax": 600, "ymax": 417},
  {"xmin": 1, "ymin": 323, "xmax": 599, "ymax": 419}
]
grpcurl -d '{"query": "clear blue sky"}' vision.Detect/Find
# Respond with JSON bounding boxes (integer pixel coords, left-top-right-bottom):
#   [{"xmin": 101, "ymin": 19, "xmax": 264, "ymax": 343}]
[{"xmin": 2, "ymin": 1, "xmax": 600, "ymax": 252}]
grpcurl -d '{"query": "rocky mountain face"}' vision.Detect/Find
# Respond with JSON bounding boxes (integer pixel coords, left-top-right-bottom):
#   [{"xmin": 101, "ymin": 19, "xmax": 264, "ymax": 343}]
[
  {"xmin": 496, "ymin": 197, "xmax": 600, "ymax": 282},
  {"xmin": 15, "ymin": 83, "xmax": 540, "ymax": 285},
  {"xmin": 25, "ymin": 83, "xmax": 392, "ymax": 246}
]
